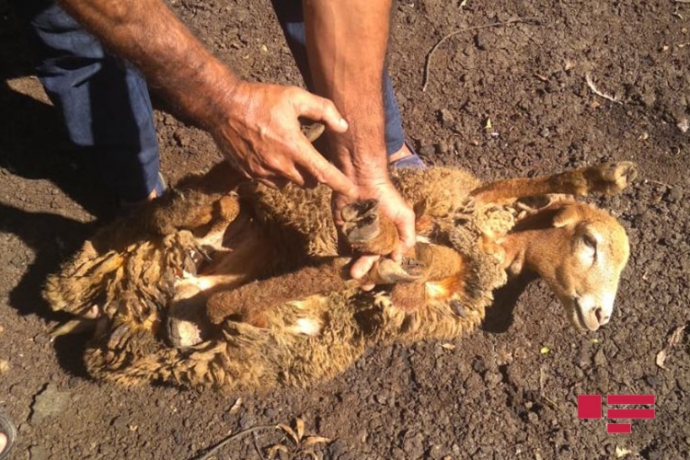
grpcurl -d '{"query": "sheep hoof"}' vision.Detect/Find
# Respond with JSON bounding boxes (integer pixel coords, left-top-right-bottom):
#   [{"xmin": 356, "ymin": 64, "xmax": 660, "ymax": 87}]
[
  {"xmin": 341, "ymin": 199, "xmax": 380, "ymax": 244},
  {"xmin": 367, "ymin": 258, "xmax": 424, "ymax": 284},
  {"xmin": 166, "ymin": 297, "xmax": 210, "ymax": 348},
  {"xmin": 586, "ymin": 161, "xmax": 637, "ymax": 194},
  {"xmin": 454, "ymin": 196, "xmax": 476, "ymax": 221}
]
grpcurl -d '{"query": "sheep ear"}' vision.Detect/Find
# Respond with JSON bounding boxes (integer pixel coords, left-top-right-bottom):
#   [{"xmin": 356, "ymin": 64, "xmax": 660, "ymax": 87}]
[{"xmin": 552, "ymin": 205, "xmax": 580, "ymax": 228}]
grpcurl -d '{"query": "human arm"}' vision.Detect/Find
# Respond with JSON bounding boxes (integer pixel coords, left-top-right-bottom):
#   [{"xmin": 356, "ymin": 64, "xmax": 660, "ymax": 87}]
[
  {"xmin": 302, "ymin": 0, "xmax": 416, "ymax": 275},
  {"xmin": 57, "ymin": 0, "xmax": 357, "ymax": 193}
]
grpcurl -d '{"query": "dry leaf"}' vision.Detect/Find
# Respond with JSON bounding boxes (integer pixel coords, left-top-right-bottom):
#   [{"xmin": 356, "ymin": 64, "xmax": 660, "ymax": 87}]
[
  {"xmin": 540, "ymin": 346, "xmax": 550, "ymax": 355},
  {"xmin": 267, "ymin": 444, "xmax": 290, "ymax": 460},
  {"xmin": 440, "ymin": 343, "xmax": 456, "ymax": 351},
  {"xmin": 615, "ymin": 446, "xmax": 633, "ymax": 458},
  {"xmin": 656, "ymin": 349, "xmax": 668, "ymax": 370},
  {"xmin": 303, "ymin": 436, "xmax": 332, "ymax": 447},
  {"xmin": 229, "ymin": 397, "xmax": 242, "ymax": 415},
  {"xmin": 484, "ymin": 118, "xmax": 493, "ymax": 130},
  {"xmin": 278, "ymin": 423, "xmax": 300, "ymax": 444},
  {"xmin": 656, "ymin": 325, "xmax": 686, "ymax": 370},
  {"xmin": 295, "ymin": 418, "xmax": 305, "ymax": 442},
  {"xmin": 668, "ymin": 326, "xmax": 685, "ymax": 346}
]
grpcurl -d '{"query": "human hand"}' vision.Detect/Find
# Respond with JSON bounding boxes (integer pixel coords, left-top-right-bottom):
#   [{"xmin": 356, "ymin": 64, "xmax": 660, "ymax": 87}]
[
  {"xmin": 211, "ymin": 81, "xmax": 356, "ymax": 194},
  {"xmin": 334, "ymin": 180, "xmax": 416, "ymax": 283}
]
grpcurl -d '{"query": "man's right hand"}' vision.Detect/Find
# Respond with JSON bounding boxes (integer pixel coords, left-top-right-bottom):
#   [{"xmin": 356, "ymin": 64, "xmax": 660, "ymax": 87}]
[{"xmin": 211, "ymin": 81, "xmax": 356, "ymax": 195}]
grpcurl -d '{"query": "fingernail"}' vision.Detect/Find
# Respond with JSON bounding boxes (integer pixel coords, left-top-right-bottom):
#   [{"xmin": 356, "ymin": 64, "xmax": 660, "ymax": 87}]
[{"xmin": 339, "ymin": 118, "xmax": 349, "ymax": 130}]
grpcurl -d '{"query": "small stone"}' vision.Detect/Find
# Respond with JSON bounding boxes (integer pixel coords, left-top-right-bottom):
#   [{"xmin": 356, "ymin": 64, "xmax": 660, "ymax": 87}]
[
  {"xmin": 30, "ymin": 384, "xmax": 70, "ymax": 425},
  {"xmin": 0, "ymin": 359, "xmax": 9, "ymax": 374},
  {"xmin": 111, "ymin": 416, "xmax": 127, "ymax": 430},
  {"xmin": 644, "ymin": 374, "xmax": 661, "ymax": 387},
  {"xmin": 239, "ymin": 411, "xmax": 256, "ymax": 429},
  {"xmin": 33, "ymin": 334, "xmax": 51, "ymax": 346},
  {"xmin": 484, "ymin": 370, "xmax": 503, "ymax": 387},
  {"xmin": 646, "ymin": 447, "xmax": 663, "ymax": 460},
  {"xmin": 666, "ymin": 187, "xmax": 684, "ymax": 203},
  {"xmin": 527, "ymin": 412, "xmax": 540, "ymax": 424},
  {"xmin": 474, "ymin": 32, "xmax": 487, "ymax": 50},
  {"xmin": 328, "ymin": 439, "xmax": 349, "ymax": 459},
  {"xmin": 173, "ymin": 131, "xmax": 191, "ymax": 149},
  {"xmin": 439, "ymin": 109, "xmax": 455, "ymax": 129},
  {"xmin": 593, "ymin": 348, "xmax": 607, "ymax": 367},
  {"xmin": 436, "ymin": 142, "xmax": 449, "ymax": 155},
  {"xmin": 472, "ymin": 358, "xmax": 486, "ymax": 374},
  {"xmin": 29, "ymin": 445, "xmax": 49, "ymax": 460},
  {"xmin": 419, "ymin": 145, "xmax": 435, "ymax": 157},
  {"xmin": 403, "ymin": 431, "xmax": 425, "ymax": 460},
  {"xmin": 428, "ymin": 444, "xmax": 448, "ymax": 459},
  {"xmin": 222, "ymin": 411, "xmax": 234, "ymax": 424}
]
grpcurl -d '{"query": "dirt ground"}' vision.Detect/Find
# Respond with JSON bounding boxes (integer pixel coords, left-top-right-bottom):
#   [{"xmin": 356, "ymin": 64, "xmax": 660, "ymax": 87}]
[{"xmin": 1, "ymin": 0, "xmax": 689, "ymax": 459}]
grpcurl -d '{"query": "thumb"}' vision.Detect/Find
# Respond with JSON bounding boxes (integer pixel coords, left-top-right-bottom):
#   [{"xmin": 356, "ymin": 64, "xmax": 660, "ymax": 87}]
[{"xmin": 293, "ymin": 91, "xmax": 349, "ymax": 134}]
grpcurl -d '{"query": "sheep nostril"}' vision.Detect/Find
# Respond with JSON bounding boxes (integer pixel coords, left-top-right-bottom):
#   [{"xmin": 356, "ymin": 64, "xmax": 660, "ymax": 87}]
[{"xmin": 594, "ymin": 308, "xmax": 611, "ymax": 326}]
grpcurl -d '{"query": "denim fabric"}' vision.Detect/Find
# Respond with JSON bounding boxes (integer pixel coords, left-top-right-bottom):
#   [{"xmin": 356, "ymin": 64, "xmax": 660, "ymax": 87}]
[
  {"xmin": 270, "ymin": 0, "xmax": 406, "ymax": 156},
  {"xmin": 9, "ymin": 0, "xmax": 161, "ymax": 201},
  {"xmin": 9, "ymin": 0, "xmax": 408, "ymax": 201}
]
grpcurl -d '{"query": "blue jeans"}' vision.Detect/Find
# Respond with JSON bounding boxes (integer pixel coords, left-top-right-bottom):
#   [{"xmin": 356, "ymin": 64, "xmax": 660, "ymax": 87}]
[
  {"xmin": 10, "ymin": 0, "xmax": 406, "ymax": 201},
  {"xmin": 270, "ymin": 0, "xmax": 406, "ymax": 156},
  {"xmin": 10, "ymin": 0, "xmax": 161, "ymax": 202}
]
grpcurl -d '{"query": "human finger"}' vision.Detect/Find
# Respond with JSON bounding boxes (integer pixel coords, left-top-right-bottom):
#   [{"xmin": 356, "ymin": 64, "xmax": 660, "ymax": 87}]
[
  {"xmin": 294, "ymin": 139, "xmax": 357, "ymax": 197},
  {"xmin": 256, "ymin": 177, "xmax": 290, "ymax": 189},
  {"xmin": 293, "ymin": 91, "xmax": 349, "ymax": 134},
  {"xmin": 263, "ymin": 158, "xmax": 306, "ymax": 188},
  {"xmin": 350, "ymin": 254, "xmax": 380, "ymax": 280},
  {"xmin": 391, "ymin": 209, "xmax": 417, "ymax": 262}
]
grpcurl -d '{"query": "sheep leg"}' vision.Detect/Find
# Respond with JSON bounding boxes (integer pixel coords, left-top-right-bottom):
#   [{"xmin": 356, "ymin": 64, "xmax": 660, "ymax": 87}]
[
  {"xmin": 469, "ymin": 161, "xmax": 637, "ymax": 206},
  {"xmin": 340, "ymin": 200, "xmax": 471, "ymax": 285},
  {"xmin": 206, "ymin": 258, "xmax": 353, "ymax": 326},
  {"xmin": 341, "ymin": 199, "xmax": 400, "ymax": 255},
  {"xmin": 204, "ymin": 252, "xmax": 435, "ymax": 330}
]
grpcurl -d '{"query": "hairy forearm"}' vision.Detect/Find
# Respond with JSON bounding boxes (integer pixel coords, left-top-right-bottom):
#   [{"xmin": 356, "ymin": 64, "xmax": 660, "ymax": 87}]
[
  {"xmin": 58, "ymin": 0, "xmax": 238, "ymax": 130},
  {"xmin": 303, "ymin": 0, "xmax": 393, "ymax": 185}
]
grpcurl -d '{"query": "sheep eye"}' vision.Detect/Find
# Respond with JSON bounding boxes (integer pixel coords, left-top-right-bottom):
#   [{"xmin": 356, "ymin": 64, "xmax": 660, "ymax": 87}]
[{"xmin": 582, "ymin": 233, "xmax": 597, "ymax": 251}]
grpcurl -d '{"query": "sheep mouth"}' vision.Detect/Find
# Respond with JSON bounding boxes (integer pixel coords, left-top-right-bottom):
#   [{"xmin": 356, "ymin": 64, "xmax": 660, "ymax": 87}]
[{"xmin": 570, "ymin": 296, "xmax": 600, "ymax": 332}]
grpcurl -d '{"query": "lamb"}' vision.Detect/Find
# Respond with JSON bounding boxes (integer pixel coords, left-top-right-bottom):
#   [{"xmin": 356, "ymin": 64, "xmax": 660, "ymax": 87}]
[{"xmin": 44, "ymin": 159, "xmax": 636, "ymax": 392}]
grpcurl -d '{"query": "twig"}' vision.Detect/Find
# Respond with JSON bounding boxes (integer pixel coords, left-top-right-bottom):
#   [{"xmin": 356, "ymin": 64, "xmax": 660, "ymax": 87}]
[
  {"xmin": 674, "ymin": 0, "xmax": 690, "ymax": 4},
  {"xmin": 422, "ymin": 17, "xmax": 543, "ymax": 92},
  {"xmin": 645, "ymin": 179, "xmax": 673, "ymax": 188},
  {"xmin": 585, "ymin": 72, "xmax": 623, "ymax": 104},
  {"xmin": 190, "ymin": 425, "xmax": 278, "ymax": 460},
  {"xmin": 253, "ymin": 430, "xmax": 266, "ymax": 460}
]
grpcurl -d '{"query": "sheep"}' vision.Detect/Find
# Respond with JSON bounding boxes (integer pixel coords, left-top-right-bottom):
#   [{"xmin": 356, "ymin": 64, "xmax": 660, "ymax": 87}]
[{"xmin": 44, "ymin": 160, "xmax": 636, "ymax": 392}]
